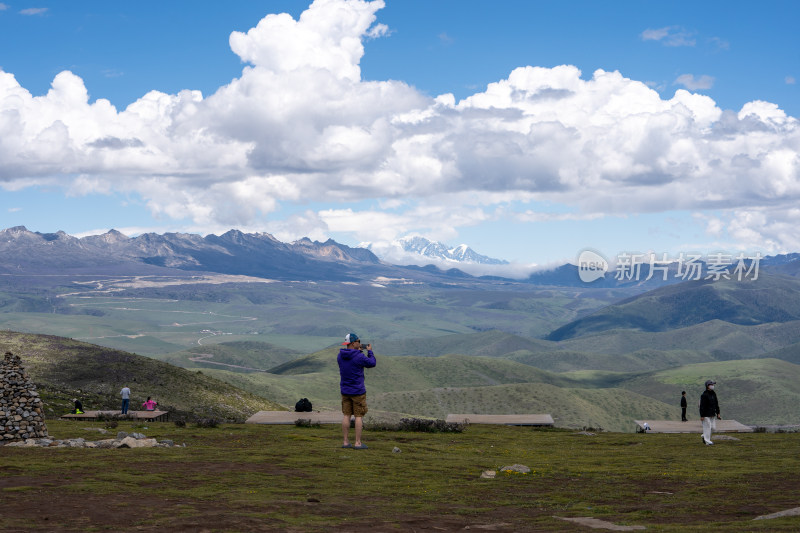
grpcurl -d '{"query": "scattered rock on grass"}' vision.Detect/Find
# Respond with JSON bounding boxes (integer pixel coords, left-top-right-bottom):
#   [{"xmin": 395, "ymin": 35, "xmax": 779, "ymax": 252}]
[
  {"xmin": 554, "ymin": 516, "xmax": 646, "ymax": 531},
  {"xmin": 753, "ymin": 507, "xmax": 800, "ymax": 520},
  {"xmin": 499, "ymin": 464, "xmax": 530, "ymax": 474},
  {"xmin": 0, "ymin": 432, "xmax": 182, "ymax": 449}
]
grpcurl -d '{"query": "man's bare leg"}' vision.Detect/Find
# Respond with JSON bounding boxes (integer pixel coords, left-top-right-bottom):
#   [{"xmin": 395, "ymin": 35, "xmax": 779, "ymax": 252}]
[
  {"xmin": 354, "ymin": 416, "xmax": 363, "ymax": 447},
  {"xmin": 342, "ymin": 415, "xmax": 351, "ymax": 446}
]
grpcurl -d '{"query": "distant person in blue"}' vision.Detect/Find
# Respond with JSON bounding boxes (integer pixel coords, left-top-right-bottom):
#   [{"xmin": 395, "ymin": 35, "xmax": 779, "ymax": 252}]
[
  {"xmin": 120, "ymin": 385, "xmax": 131, "ymax": 414},
  {"xmin": 337, "ymin": 332, "xmax": 376, "ymax": 449},
  {"xmin": 699, "ymin": 379, "xmax": 721, "ymax": 445}
]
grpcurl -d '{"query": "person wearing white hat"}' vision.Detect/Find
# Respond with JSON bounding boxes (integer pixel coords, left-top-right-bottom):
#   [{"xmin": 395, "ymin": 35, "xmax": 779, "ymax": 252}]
[
  {"xmin": 337, "ymin": 332, "xmax": 376, "ymax": 449},
  {"xmin": 699, "ymin": 379, "xmax": 721, "ymax": 445}
]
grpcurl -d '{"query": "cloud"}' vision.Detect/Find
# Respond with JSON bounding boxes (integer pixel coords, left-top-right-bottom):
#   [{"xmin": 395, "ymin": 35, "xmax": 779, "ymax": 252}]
[
  {"xmin": 708, "ymin": 37, "xmax": 730, "ymax": 51},
  {"xmin": 8, "ymin": 207, "xmax": 22, "ymax": 213},
  {"xmin": 640, "ymin": 26, "xmax": 696, "ymax": 47},
  {"xmin": 674, "ymin": 74, "xmax": 714, "ymax": 90},
  {"xmin": 20, "ymin": 7, "xmax": 48, "ymax": 15},
  {"xmin": 0, "ymin": 3, "xmax": 9, "ymax": 11},
  {"xmin": 787, "ymin": 76, "xmax": 796, "ymax": 85},
  {"xmin": 0, "ymin": 0, "xmax": 798, "ymax": 254}
]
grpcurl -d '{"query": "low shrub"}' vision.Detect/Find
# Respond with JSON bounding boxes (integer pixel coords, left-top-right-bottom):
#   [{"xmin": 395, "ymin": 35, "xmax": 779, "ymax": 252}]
[
  {"xmin": 295, "ymin": 419, "xmax": 321, "ymax": 428},
  {"xmin": 195, "ymin": 418, "xmax": 220, "ymax": 429},
  {"xmin": 369, "ymin": 417, "xmax": 466, "ymax": 433}
]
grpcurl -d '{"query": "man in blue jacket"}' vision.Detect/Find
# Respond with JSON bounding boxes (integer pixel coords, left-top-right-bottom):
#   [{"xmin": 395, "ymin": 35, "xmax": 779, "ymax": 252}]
[{"xmin": 338, "ymin": 332, "xmax": 376, "ymax": 449}]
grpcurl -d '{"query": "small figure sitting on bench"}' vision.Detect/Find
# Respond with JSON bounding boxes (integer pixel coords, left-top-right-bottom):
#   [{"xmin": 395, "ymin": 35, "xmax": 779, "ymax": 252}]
[
  {"xmin": 142, "ymin": 397, "xmax": 158, "ymax": 411},
  {"xmin": 72, "ymin": 398, "xmax": 84, "ymax": 415}
]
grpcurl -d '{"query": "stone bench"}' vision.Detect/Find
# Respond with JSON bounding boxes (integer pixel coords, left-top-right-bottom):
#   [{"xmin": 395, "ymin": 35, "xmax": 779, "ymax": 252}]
[
  {"xmin": 445, "ymin": 414, "xmax": 554, "ymax": 426},
  {"xmin": 245, "ymin": 410, "xmax": 343, "ymax": 424},
  {"xmin": 634, "ymin": 419, "xmax": 753, "ymax": 433},
  {"xmin": 60, "ymin": 410, "xmax": 169, "ymax": 422}
]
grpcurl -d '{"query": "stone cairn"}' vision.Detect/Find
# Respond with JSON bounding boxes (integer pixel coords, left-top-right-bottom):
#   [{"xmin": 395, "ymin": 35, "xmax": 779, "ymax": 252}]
[{"xmin": 1, "ymin": 351, "xmax": 49, "ymax": 441}]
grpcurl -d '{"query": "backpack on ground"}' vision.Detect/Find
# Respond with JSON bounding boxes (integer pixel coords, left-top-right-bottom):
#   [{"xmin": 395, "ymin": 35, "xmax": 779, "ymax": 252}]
[{"xmin": 295, "ymin": 398, "xmax": 312, "ymax": 412}]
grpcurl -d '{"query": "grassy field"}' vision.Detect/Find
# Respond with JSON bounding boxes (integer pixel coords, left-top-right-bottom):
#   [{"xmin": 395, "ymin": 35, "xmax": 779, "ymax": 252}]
[{"xmin": 1, "ymin": 420, "xmax": 798, "ymax": 532}]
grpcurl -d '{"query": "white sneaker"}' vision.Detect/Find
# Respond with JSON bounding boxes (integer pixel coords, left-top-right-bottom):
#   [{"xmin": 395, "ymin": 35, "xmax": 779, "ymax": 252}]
[{"xmin": 705, "ymin": 440, "xmax": 714, "ymax": 445}]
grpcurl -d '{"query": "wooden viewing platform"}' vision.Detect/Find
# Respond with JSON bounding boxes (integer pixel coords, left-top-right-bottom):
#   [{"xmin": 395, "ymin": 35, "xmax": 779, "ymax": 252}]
[
  {"xmin": 634, "ymin": 419, "xmax": 753, "ymax": 433},
  {"xmin": 60, "ymin": 410, "xmax": 169, "ymax": 422},
  {"xmin": 246, "ymin": 411, "xmax": 343, "ymax": 425},
  {"xmin": 445, "ymin": 414, "xmax": 554, "ymax": 426}
]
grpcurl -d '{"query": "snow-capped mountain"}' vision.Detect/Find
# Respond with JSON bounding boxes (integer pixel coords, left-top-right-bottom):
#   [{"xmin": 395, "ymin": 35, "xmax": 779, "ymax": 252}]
[{"xmin": 367, "ymin": 236, "xmax": 509, "ymax": 265}]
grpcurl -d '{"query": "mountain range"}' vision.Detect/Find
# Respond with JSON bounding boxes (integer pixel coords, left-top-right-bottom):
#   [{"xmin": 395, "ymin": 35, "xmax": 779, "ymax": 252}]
[
  {"xmin": 365, "ymin": 235, "xmax": 509, "ymax": 265},
  {"xmin": 4, "ymin": 226, "xmax": 797, "ymax": 289},
  {"xmin": 0, "ymin": 226, "xmax": 386, "ymax": 281}
]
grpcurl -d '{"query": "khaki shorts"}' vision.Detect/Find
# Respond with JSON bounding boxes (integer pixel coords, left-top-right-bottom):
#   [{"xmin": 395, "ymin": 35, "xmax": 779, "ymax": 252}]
[{"xmin": 341, "ymin": 393, "xmax": 368, "ymax": 417}]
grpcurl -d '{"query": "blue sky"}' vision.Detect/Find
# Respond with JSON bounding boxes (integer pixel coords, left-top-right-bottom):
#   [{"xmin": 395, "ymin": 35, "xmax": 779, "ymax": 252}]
[{"xmin": 0, "ymin": 0, "xmax": 798, "ymax": 273}]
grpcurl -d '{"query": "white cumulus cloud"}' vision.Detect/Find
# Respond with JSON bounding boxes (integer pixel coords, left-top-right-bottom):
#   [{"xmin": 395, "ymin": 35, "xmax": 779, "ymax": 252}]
[{"xmin": 0, "ymin": 0, "xmax": 798, "ymax": 255}]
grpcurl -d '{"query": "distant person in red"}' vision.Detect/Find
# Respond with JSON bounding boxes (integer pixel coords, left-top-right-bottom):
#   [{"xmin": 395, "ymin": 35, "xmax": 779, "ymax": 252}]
[
  {"xmin": 337, "ymin": 332, "xmax": 376, "ymax": 449},
  {"xmin": 142, "ymin": 397, "xmax": 158, "ymax": 411}
]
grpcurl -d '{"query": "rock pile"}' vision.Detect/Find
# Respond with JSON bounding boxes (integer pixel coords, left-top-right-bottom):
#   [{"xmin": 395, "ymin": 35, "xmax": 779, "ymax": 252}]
[
  {"xmin": 1, "ymin": 351, "xmax": 48, "ymax": 441},
  {"xmin": 1, "ymin": 430, "xmax": 183, "ymax": 449}
]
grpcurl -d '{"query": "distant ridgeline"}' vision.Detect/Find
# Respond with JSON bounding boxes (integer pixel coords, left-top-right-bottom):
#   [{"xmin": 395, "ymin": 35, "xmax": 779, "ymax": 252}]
[{"xmin": 0, "ymin": 351, "xmax": 48, "ymax": 441}]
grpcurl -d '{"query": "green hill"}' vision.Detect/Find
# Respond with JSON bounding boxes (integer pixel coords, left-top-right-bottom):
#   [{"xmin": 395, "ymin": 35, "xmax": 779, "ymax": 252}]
[
  {"xmin": 159, "ymin": 340, "xmax": 305, "ymax": 372},
  {"xmin": 0, "ymin": 330, "xmax": 285, "ymax": 421},
  {"xmin": 554, "ymin": 319, "xmax": 800, "ymax": 357},
  {"xmin": 509, "ymin": 348, "xmax": 712, "ymax": 373},
  {"xmin": 196, "ymin": 349, "xmax": 679, "ymax": 431},
  {"xmin": 758, "ymin": 340, "xmax": 800, "ymax": 364},
  {"xmin": 375, "ymin": 330, "xmax": 556, "ymax": 357},
  {"xmin": 201, "ymin": 350, "xmax": 574, "ymax": 408},
  {"xmin": 618, "ymin": 358, "xmax": 800, "ymax": 425},
  {"xmin": 547, "ymin": 273, "xmax": 800, "ymax": 340},
  {"xmin": 370, "ymin": 382, "xmax": 676, "ymax": 432}
]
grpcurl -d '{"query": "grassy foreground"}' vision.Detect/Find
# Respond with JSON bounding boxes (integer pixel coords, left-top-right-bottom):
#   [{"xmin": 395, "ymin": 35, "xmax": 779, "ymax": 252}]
[{"xmin": 1, "ymin": 421, "xmax": 799, "ymax": 532}]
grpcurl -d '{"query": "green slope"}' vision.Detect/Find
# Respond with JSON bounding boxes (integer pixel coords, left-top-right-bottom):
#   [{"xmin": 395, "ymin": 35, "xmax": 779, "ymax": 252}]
[
  {"xmin": 0, "ymin": 330, "xmax": 285, "ymax": 421},
  {"xmin": 509, "ymin": 348, "xmax": 712, "ymax": 373},
  {"xmin": 193, "ymin": 348, "xmax": 800, "ymax": 429},
  {"xmin": 547, "ymin": 273, "xmax": 800, "ymax": 340},
  {"xmin": 200, "ymin": 349, "xmax": 574, "ymax": 409},
  {"xmin": 375, "ymin": 330, "xmax": 556, "ymax": 357},
  {"xmin": 554, "ymin": 319, "xmax": 800, "ymax": 357},
  {"xmin": 758, "ymin": 340, "xmax": 800, "ymax": 364},
  {"xmin": 194, "ymin": 349, "xmax": 679, "ymax": 431},
  {"xmin": 370, "ymin": 382, "xmax": 677, "ymax": 433},
  {"xmin": 618, "ymin": 358, "xmax": 800, "ymax": 425},
  {"xmin": 159, "ymin": 340, "xmax": 305, "ymax": 372}
]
